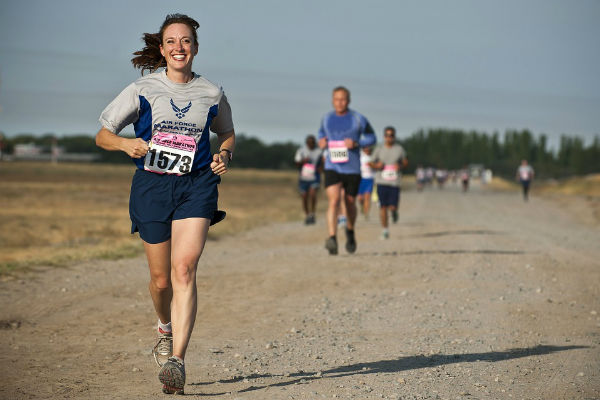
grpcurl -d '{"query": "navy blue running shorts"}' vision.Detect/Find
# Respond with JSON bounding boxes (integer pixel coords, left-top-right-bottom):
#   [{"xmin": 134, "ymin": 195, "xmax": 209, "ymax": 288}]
[
  {"xmin": 377, "ymin": 184, "xmax": 400, "ymax": 207},
  {"xmin": 129, "ymin": 166, "xmax": 220, "ymax": 244},
  {"xmin": 298, "ymin": 179, "xmax": 320, "ymax": 194}
]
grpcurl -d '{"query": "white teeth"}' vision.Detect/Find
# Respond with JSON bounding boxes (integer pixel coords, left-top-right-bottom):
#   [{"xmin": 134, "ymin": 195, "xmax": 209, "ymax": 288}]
[{"xmin": 172, "ymin": 55, "xmax": 185, "ymax": 60}]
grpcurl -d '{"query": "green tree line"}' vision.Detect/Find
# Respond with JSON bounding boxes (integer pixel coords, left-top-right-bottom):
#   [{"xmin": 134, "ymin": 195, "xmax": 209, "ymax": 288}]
[
  {"xmin": 400, "ymin": 128, "xmax": 600, "ymax": 178},
  {"xmin": 2, "ymin": 130, "xmax": 599, "ymax": 178}
]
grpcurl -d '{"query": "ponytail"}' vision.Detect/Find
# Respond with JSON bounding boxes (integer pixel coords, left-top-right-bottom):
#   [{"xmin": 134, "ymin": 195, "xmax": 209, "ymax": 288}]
[{"xmin": 131, "ymin": 32, "xmax": 166, "ymax": 74}]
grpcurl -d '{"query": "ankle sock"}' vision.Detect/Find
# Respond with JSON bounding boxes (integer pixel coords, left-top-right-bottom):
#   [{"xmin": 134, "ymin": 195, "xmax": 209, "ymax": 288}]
[{"xmin": 158, "ymin": 320, "xmax": 172, "ymax": 333}]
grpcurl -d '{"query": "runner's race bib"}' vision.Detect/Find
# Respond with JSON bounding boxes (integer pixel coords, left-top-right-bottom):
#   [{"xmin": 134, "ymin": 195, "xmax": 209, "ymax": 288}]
[
  {"xmin": 300, "ymin": 163, "xmax": 317, "ymax": 181},
  {"xmin": 382, "ymin": 164, "xmax": 398, "ymax": 181},
  {"xmin": 328, "ymin": 140, "xmax": 349, "ymax": 163},
  {"xmin": 144, "ymin": 132, "xmax": 196, "ymax": 175}
]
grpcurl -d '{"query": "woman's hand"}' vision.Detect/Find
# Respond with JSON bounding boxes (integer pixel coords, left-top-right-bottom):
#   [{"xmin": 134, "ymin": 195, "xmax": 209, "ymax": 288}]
[
  {"xmin": 211, "ymin": 152, "xmax": 230, "ymax": 175},
  {"xmin": 122, "ymin": 138, "xmax": 149, "ymax": 158}
]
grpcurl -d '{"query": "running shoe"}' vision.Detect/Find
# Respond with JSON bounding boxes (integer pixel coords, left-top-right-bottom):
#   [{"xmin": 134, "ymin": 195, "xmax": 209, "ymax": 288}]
[
  {"xmin": 159, "ymin": 357, "xmax": 186, "ymax": 395},
  {"xmin": 380, "ymin": 229, "xmax": 389, "ymax": 240},
  {"xmin": 345, "ymin": 228, "xmax": 357, "ymax": 253},
  {"xmin": 337, "ymin": 215, "xmax": 347, "ymax": 227},
  {"xmin": 152, "ymin": 329, "xmax": 173, "ymax": 367},
  {"xmin": 391, "ymin": 210, "xmax": 398, "ymax": 224},
  {"xmin": 305, "ymin": 214, "xmax": 316, "ymax": 225},
  {"xmin": 325, "ymin": 236, "xmax": 338, "ymax": 255}
]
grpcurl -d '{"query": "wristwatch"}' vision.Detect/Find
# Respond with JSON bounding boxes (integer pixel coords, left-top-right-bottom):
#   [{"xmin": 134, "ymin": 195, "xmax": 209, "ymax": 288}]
[{"xmin": 219, "ymin": 148, "xmax": 233, "ymax": 163}]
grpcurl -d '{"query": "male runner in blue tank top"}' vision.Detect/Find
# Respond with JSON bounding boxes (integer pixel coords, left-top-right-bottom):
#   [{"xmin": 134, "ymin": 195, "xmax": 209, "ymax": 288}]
[{"xmin": 318, "ymin": 86, "xmax": 376, "ymax": 255}]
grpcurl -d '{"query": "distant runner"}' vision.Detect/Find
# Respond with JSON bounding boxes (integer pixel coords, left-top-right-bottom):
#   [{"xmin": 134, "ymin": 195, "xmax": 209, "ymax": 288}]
[
  {"xmin": 516, "ymin": 159, "xmax": 535, "ymax": 201},
  {"xmin": 415, "ymin": 165, "xmax": 426, "ymax": 192},
  {"xmin": 357, "ymin": 146, "xmax": 375, "ymax": 220},
  {"xmin": 294, "ymin": 135, "xmax": 323, "ymax": 224},
  {"xmin": 460, "ymin": 166, "xmax": 470, "ymax": 192},
  {"xmin": 318, "ymin": 86, "xmax": 376, "ymax": 255},
  {"xmin": 370, "ymin": 126, "xmax": 407, "ymax": 240},
  {"xmin": 95, "ymin": 14, "xmax": 235, "ymax": 395}
]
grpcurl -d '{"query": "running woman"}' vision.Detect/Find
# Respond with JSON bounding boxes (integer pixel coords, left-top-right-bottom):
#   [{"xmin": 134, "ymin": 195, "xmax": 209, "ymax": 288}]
[
  {"xmin": 294, "ymin": 135, "xmax": 323, "ymax": 224},
  {"xmin": 95, "ymin": 14, "xmax": 235, "ymax": 395},
  {"xmin": 318, "ymin": 86, "xmax": 376, "ymax": 255},
  {"xmin": 516, "ymin": 159, "xmax": 534, "ymax": 201},
  {"xmin": 370, "ymin": 126, "xmax": 407, "ymax": 240},
  {"xmin": 357, "ymin": 146, "xmax": 375, "ymax": 219}
]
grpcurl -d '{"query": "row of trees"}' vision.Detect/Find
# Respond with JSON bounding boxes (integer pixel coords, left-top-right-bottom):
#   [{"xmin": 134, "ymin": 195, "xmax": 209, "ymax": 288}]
[
  {"xmin": 2, "ymin": 130, "xmax": 599, "ymax": 178},
  {"xmin": 401, "ymin": 129, "xmax": 600, "ymax": 178}
]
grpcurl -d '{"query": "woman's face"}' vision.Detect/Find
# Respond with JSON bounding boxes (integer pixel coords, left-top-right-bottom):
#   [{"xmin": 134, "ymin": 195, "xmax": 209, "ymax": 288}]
[{"xmin": 160, "ymin": 23, "xmax": 198, "ymax": 74}]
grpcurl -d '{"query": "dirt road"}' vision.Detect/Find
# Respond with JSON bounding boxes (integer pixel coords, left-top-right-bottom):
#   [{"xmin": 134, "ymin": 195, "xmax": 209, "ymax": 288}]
[{"xmin": 2, "ymin": 182, "xmax": 599, "ymax": 399}]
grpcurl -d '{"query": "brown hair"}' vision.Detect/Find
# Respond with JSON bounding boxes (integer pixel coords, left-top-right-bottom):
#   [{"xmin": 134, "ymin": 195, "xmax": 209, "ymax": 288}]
[{"xmin": 131, "ymin": 13, "xmax": 200, "ymax": 74}]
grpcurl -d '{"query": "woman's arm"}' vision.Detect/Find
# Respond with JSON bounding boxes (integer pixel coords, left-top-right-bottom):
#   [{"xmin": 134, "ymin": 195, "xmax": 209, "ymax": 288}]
[
  {"xmin": 211, "ymin": 129, "xmax": 235, "ymax": 175},
  {"xmin": 95, "ymin": 127, "xmax": 148, "ymax": 158}
]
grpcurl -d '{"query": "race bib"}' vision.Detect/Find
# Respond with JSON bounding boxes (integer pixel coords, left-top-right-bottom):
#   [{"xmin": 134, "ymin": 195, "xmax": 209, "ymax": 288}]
[
  {"xmin": 381, "ymin": 164, "xmax": 398, "ymax": 181},
  {"xmin": 328, "ymin": 140, "xmax": 349, "ymax": 163},
  {"xmin": 300, "ymin": 163, "xmax": 317, "ymax": 181},
  {"xmin": 520, "ymin": 170, "xmax": 530, "ymax": 180},
  {"xmin": 144, "ymin": 132, "xmax": 196, "ymax": 175}
]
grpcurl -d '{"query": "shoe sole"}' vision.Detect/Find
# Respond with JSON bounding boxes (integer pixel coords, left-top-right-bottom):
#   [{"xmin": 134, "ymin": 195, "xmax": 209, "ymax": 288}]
[
  {"xmin": 159, "ymin": 363, "xmax": 185, "ymax": 395},
  {"xmin": 346, "ymin": 240, "xmax": 357, "ymax": 253},
  {"xmin": 325, "ymin": 241, "xmax": 338, "ymax": 255}
]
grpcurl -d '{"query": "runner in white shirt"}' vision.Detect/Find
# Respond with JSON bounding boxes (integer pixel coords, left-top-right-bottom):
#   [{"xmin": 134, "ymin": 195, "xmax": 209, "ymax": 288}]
[
  {"xmin": 415, "ymin": 165, "xmax": 426, "ymax": 192},
  {"xmin": 294, "ymin": 135, "xmax": 323, "ymax": 224},
  {"xmin": 516, "ymin": 159, "xmax": 535, "ymax": 201},
  {"xmin": 357, "ymin": 146, "xmax": 375, "ymax": 219}
]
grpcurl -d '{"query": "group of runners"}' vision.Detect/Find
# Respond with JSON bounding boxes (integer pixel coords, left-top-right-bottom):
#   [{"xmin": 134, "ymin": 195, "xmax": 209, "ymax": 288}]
[{"xmin": 295, "ymin": 87, "xmax": 408, "ymax": 249}]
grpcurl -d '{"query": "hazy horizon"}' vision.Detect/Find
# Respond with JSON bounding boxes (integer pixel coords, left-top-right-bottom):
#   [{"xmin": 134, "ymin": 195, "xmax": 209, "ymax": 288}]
[{"xmin": 1, "ymin": 0, "xmax": 599, "ymax": 149}]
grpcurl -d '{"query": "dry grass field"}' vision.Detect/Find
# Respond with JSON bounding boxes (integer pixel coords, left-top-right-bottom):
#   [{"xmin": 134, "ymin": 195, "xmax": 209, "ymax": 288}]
[
  {"xmin": 2, "ymin": 162, "xmax": 598, "ymax": 277},
  {"xmin": 0, "ymin": 162, "xmax": 313, "ymax": 276}
]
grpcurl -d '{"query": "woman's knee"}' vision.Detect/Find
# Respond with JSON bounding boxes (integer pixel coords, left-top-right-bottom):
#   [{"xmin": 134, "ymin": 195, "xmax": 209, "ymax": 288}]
[
  {"xmin": 171, "ymin": 260, "xmax": 198, "ymax": 286},
  {"xmin": 150, "ymin": 273, "xmax": 171, "ymax": 291}
]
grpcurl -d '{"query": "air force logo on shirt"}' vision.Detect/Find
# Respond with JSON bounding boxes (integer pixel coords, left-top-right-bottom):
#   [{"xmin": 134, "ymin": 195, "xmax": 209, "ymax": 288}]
[{"xmin": 170, "ymin": 99, "xmax": 192, "ymax": 119}]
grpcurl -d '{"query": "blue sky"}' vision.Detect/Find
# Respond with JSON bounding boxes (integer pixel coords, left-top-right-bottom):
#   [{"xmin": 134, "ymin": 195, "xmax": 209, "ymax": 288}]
[{"xmin": 0, "ymin": 0, "xmax": 599, "ymax": 147}]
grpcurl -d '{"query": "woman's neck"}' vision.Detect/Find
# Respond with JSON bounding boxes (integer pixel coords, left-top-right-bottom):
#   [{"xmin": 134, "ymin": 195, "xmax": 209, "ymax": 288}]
[{"xmin": 165, "ymin": 69, "xmax": 194, "ymax": 84}]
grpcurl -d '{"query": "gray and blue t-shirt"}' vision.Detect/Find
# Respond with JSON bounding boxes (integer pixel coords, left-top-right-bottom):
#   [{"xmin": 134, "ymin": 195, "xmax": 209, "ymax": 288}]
[{"xmin": 99, "ymin": 70, "xmax": 234, "ymax": 172}]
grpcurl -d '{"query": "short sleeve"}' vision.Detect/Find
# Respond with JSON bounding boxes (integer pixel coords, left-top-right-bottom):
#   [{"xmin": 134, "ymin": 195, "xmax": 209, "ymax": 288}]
[
  {"xmin": 398, "ymin": 146, "xmax": 407, "ymax": 161},
  {"xmin": 318, "ymin": 117, "xmax": 326, "ymax": 139},
  {"xmin": 294, "ymin": 148, "xmax": 303, "ymax": 163},
  {"xmin": 210, "ymin": 94, "xmax": 234, "ymax": 134},
  {"xmin": 99, "ymin": 83, "xmax": 140, "ymax": 134},
  {"xmin": 372, "ymin": 146, "xmax": 381, "ymax": 162}
]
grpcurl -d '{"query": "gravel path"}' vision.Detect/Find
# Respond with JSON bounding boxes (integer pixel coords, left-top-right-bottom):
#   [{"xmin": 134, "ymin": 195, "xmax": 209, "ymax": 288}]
[{"xmin": 2, "ymin": 182, "xmax": 599, "ymax": 399}]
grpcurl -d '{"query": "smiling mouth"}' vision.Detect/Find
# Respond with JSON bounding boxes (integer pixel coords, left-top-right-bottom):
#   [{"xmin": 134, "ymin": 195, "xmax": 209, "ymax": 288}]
[{"xmin": 172, "ymin": 54, "xmax": 186, "ymax": 61}]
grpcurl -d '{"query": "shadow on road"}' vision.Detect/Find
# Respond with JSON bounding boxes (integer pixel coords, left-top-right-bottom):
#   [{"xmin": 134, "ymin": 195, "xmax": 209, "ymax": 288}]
[
  {"xmin": 188, "ymin": 344, "xmax": 587, "ymax": 396},
  {"xmin": 408, "ymin": 229, "xmax": 504, "ymax": 238},
  {"xmin": 354, "ymin": 249, "xmax": 526, "ymax": 257}
]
